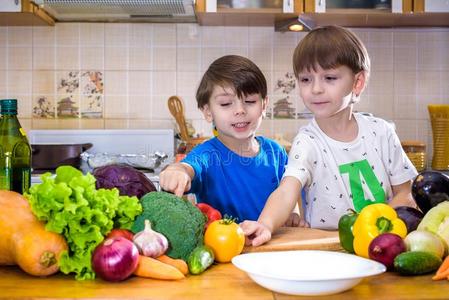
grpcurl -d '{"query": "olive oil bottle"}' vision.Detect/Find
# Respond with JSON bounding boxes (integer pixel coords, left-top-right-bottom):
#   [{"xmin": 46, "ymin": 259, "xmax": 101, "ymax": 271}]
[{"xmin": 0, "ymin": 99, "xmax": 31, "ymax": 193}]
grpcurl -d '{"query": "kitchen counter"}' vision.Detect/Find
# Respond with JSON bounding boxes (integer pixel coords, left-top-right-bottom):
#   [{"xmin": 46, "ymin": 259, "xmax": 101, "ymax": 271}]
[{"xmin": 1, "ymin": 262, "xmax": 448, "ymax": 299}]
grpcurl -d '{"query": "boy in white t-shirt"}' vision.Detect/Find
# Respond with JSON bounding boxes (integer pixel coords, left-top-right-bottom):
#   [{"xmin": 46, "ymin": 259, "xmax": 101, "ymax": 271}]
[{"xmin": 241, "ymin": 25, "xmax": 418, "ymax": 246}]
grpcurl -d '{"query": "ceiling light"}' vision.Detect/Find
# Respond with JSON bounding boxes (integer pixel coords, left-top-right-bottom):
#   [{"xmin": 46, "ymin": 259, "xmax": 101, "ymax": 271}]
[{"xmin": 275, "ymin": 17, "xmax": 314, "ymax": 32}]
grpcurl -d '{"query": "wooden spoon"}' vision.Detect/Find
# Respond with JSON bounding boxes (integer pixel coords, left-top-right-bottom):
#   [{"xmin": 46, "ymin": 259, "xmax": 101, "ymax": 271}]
[{"xmin": 167, "ymin": 96, "xmax": 190, "ymax": 142}]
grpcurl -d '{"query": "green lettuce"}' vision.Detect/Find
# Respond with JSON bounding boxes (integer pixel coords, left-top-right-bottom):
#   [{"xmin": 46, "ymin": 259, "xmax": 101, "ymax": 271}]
[{"xmin": 26, "ymin": 166, "xmax": 142, "ymax": 280}]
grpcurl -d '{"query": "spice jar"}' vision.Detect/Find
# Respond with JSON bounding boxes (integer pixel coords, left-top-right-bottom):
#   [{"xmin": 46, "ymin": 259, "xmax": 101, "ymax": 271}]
[{"xmin": 401, "ymin": 140, "xmax": 426, "ymax": 172}]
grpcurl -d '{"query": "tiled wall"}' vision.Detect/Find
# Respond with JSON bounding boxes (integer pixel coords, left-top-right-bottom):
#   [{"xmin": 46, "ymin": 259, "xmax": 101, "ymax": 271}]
[{"xmin": 0, "ymin": 23, "xmax": 448, "ymax": 155}]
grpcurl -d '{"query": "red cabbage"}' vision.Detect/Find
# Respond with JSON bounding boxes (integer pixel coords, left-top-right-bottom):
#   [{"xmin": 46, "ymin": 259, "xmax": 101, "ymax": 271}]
[{"xmin": 93, "ymin": 164, "xmax": 156, "ymax": 198}]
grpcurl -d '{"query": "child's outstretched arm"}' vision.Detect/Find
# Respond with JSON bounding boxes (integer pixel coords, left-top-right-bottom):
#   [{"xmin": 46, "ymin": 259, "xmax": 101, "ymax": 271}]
[
  {"xmin": 240, "ymin": 176, "xmax": 302, "ymax": 246},
  {"xmin": 159, "ymin": 162, "xmax": 194, "ymax": 197},
  {"xmin": 390, "ymin": 180, "xmax": 418, "ymax": 208}
]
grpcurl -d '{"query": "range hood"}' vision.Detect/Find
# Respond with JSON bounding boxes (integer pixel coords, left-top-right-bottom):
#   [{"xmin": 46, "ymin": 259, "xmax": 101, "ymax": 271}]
[{"xmin": 33, "ymin": 0, "xmax": 196, "ymax": 23}]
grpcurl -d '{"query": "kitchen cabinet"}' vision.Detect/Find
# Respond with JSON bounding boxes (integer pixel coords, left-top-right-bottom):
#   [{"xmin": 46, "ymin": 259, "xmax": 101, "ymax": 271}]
[
  {"xmin": 300, "ymin": 0, "xmax": 449, "ymax": 27},
  {"xmin": 196, "ymin": 0, "xmax": 449, "ymax": 28},
  {"xmin": 195, "ymin": 0, "xmax": 304, "ymax": 26},
  {"xmin": 414, "ymin": 0, "xmax": 449, "ymax": 12},
  {"xmin": 0, "ymin": 0, "xmax": 54, "ymax": 26}
]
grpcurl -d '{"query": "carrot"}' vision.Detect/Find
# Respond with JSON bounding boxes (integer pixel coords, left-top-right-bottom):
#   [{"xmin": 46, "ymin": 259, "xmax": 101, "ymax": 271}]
[
  {"xmin": 134, "ymin": 255, "xmax": 185, "ymax": 280},
  {"xmin": 156, "ymin": 255, "xmax": 189, "ymax": 275},
  {"xmin": 432, "ymin": 255, "xmax": 449, "ymax": 280}
]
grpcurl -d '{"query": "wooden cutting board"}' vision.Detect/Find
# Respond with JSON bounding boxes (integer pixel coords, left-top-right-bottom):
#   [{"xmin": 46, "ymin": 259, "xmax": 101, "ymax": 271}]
[{"xmin": 243, "ymin": 227, "xmax": 342, "ymax": 253}]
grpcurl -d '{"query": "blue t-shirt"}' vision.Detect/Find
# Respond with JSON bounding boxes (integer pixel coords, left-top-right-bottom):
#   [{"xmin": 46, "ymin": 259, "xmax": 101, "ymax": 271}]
[{"xmin": 182, "ymin": 136, "xmax": 288, "ymax": 222}]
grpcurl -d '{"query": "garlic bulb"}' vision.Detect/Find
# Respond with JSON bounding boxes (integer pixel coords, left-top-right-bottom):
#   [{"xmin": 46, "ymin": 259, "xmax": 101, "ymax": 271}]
[{"xmin": 133, "ymin": 219, "xmax": 169, "ymax": 258}]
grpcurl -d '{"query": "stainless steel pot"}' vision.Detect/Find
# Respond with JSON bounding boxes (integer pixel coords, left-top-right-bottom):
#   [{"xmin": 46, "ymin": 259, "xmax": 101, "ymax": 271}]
[{"xmin": 31, "ymin": 143, "xmax": 93, "ymax": 170}]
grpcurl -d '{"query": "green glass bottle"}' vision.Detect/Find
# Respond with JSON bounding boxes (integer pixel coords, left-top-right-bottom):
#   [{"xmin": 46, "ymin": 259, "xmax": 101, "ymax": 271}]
[{"xmin": 0, "ymin": 99, "xmax": 31, "ymax": 194}]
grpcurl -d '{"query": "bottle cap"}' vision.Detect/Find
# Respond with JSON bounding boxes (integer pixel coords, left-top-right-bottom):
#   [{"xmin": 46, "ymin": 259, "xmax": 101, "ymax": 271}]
[{"xmin": 0, "ymin": 99, "xmax": 18, "ymax": 115}]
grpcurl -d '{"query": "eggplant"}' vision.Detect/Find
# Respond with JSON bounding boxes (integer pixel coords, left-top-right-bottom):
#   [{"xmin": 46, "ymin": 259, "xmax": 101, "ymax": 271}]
[
  {"xmin": 411, "ymin": 171, "xmax": 449, "ymax": 214},
  {"xmin": 394, "ymin": 206, "xmax": 424, "ymax": 233}
]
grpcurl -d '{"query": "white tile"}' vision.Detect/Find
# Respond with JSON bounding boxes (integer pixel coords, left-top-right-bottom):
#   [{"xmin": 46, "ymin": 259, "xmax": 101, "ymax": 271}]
[
  {"xmin": 80, "ymin": 47, "xmax": 104, "ymax": 70},
  {"xmin": 151, "ymin": 95, "xmax": 172, "ymax": 119},
  {"xmin": 152, "ymin": 71, "xmax": 176, "ymax": 95},
  {"xmin": 249, "ymin": 47, "xmax": 272, "ymax": 71},
  {"xmin": 153, "ymin": 47, "xmax": 176, "ymax": 71},
  {"xmin": 80, "ymin": 23, "xmax": 104, "ymax": 47},
  {"xmin": 104, "ymin": 95, "xmax": 129, "ymax": 118},
  {"xmin": 273, "ymin": 32, "xmax": 298, "ymax": 47},
  {"xmin": 56, "ymin": 46, "xmax": 80, "ymax": 70},
  {"xmin": 128, "ymin": 95, "xmax": 152, "ymax": 119},
  {"xmin": 367, "ymin": 71, "xmax": 394, "ymax": 95},
  {"xmin": 129, "ymin": 24, "xmax": 152, "ymax": 47},
  {"xmin": 56, "ymin": 23, "xmax": 80, "ymax": 46},
  {"xmin": 393, "ymin": 47, "xmax": 416, "ymax": 71},
  {"xmin": 393, "ymin": 94, "xmax": 417, "ymax": 119},
  {"xmin": 201, "ymin": 26, "xmax": 225, "ymax": 47},
  {"xmin": 418, "ymin": 46, "xmax": 443, "ymax": 71},
  {"xmin": 416, "ymin": 71, "xmax": 442, "ymax": 95},
  {"xmin": 8, "ymin": 71, "xmax": 32, "ymax": 94},
  {"xmin": 273, "ymin": 47, "xmax": 294, "ymax": 72},
  {"xmin": 128, "ymin": 71, "xmax": 151, "ymax": 95},
  {"xmin": 32, "ymin": 71, "xmax": 55, "ymax": 94},
  {"xmin": 369, "ymin": 47, "xmax": 394, "ymax": 71},
  {"xmin": 0, "ymin": 70, "xmax": 6, "ymax": 94},
  {"xmin": 0, "ymin": 28, "xmax": 6, "ymax": 46},
  {"xmin": 129, "ymin": 47, "xmax": 152, "ymax": 71},
  {"xmin": 7, "ymin": 27, "xmax": 32, "ymax": 46},
  {"xmin": 105, "ymin": 24, "xmax": 129, "ymax": 47},
  {"xmin": 200, "ymin": 47, "xmax": 226, "ymax": 71},
  {"xmin": 8, "ymin": 47, "xmax": 32, "ymax": 70},
  {"xmin": 177, "ymin": 47, "xmax": 200, "ymax": 72},
  {"xmin": 104, "ymin": 71, "xmax": 128, "ymax": 95},
  {"xmin": 393, "ymin": 71, "xmax": 417, "ymax": 95},
  {"xmin": 369, "ymin": 30, "xmax": 393, "ymax": 47},
  {"xmin": 15, "ymin": 94, "xmax": 32, "ymax": 118},
  {"xmin": 223, "ymin": 47, "xmax": 248, "ymax": 57},
  {"xmin": 393, "ymin": 30, "xmax": 416, "ymax": 47},
  {"xmin": 177, "ymin": 24, "xmax": 200, "ymax": 47},
  {"xmin": 33, "ymin": 27, "xmax": 55, "ymax": 46},
  {"xmin": 153, "ymin": 24, "xmax": 176, "ymax": 46},
  {"xmin": 105, "ymin": 47, "xmax": 128, "ymax": 70},
  {"xmin": 0, "ymin": 48, "xmax": 6, "ymax": 70},
  {"xmin": 225, "ymin": 27, "xmax": 249, "ymax": 47},
  {"xmin": 177, "ymin": 72, "xmax": 201, "ymax": 109},
  {"xmin": 249, "ymin": 27, "xmax": 272, "ymax": 48},
  {"xmin": 33, "ymin": 47, "xmax": 55, "ymax": 70}
]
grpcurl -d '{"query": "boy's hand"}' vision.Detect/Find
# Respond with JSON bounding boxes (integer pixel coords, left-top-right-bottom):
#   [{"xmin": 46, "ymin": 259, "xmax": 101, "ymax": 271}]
[
  {"xmin": 159, "ymin": 163, "xmax": 192, "ymax": 197},
  {"xmin": 283, "ymin": 213, "xmax": 310, "ymax": 228},
  {"xmin": 239, "ymin": 221, "xmax": 272, "ymax": 247}
]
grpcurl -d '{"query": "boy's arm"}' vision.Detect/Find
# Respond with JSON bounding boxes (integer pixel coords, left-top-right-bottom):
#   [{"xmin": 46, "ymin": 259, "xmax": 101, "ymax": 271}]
[
  {"xmin": 390, "ymin": 180, "xmax": 417, "ymax": 209},
  {"xmin": 159, "ymin": 162, "xmax": 195, "ymax": 197},
  {"xmin": 258, "ymin": 176, "xmax": 303, "ymax": 233},
  {"xmin": 241, "ymin": 176, "xmax": 303, "ymax": 246}
]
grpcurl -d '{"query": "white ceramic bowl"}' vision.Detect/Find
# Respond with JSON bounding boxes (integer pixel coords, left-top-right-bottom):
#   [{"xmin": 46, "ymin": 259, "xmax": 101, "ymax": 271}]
[{"xmin": 232, "ymin": 250, "xmax": 386, "ymax": 296}]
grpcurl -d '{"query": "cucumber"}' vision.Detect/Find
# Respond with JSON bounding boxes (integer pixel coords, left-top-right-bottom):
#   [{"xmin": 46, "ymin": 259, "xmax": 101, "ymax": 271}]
[{"xmin": 394, "ymin": 251, "xmax": 442, "ymax": 275}]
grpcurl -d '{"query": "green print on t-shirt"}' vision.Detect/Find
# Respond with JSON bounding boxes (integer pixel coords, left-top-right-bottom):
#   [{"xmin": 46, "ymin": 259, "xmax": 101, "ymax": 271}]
[{"xmin": 339, "ymin": 159, "xmax": 386, "ymax": 212}]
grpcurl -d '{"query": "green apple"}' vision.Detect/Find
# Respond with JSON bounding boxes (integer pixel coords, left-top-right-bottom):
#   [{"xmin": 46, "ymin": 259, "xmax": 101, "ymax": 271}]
[{"xmin": 417, "ymin": 201, "xmax": 449, "ymax": 252}]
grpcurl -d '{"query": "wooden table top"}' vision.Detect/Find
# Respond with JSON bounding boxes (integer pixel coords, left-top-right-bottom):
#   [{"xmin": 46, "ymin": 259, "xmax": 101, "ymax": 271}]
[{"xmin": 1, "ymin": 262, "xmax": 448, "ymax": 300}]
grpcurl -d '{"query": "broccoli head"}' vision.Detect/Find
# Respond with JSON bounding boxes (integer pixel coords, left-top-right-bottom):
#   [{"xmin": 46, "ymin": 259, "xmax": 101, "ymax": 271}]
[{"xmin": 131, "ymin": 191, "xmax": 206, "ymax": 261}]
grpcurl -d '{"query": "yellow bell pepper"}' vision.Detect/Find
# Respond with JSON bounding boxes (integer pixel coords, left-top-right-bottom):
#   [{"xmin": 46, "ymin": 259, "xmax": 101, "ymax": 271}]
[{"xmin": 353, "ymin": 203, "xmax": 407, "ymax": 258}]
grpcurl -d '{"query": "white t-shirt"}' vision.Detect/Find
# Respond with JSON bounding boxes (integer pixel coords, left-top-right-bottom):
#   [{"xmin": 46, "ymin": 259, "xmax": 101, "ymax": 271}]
[{"xmin": 283, "ymin": 113, "xmax": 418, "ymax": 230}]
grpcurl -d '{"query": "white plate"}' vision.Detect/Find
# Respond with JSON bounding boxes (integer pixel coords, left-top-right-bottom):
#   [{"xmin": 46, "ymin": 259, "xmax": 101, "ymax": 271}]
[{"xmin": 232, "ymin": 250, "xmax": 386, "ymax": 296}]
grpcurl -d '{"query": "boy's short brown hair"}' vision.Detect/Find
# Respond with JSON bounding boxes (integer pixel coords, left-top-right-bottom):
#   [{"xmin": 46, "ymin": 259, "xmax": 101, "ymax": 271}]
[
  {"xmin": 196, "ymin": 55, "xmax": 267, "ymax": 109},
  {"xmin": 293, "ymin": 25, "xmax": 370, "ymax": 78}
]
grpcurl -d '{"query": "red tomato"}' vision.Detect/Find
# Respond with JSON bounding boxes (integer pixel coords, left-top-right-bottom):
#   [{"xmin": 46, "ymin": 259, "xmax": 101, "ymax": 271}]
[
  {"xmin": 204, "ymin": 219, "xmax": 245, "ymax": 263},
  {"xmin": 106, "ymin": 229, "xmax": 134, "ymax": 241},
  {"xmin": 196, "ymin": 203, "xmax": 222, "ymax": 228}
]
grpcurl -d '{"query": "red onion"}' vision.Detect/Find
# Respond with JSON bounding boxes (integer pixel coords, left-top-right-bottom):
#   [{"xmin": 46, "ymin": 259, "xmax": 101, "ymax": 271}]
[
  {"xmin": 368, "ymin": 233, "xmax": 406, "ymax": 270},
  {"xmin": 92, "ymin": 237, "xmax": 139, "ymax": 281}
]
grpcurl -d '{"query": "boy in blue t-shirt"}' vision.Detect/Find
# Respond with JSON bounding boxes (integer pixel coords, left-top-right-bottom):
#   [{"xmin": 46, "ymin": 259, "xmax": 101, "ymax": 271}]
[{"xmin": 159, "ymin": 55, "xmax": 297, "ymax": 223}]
